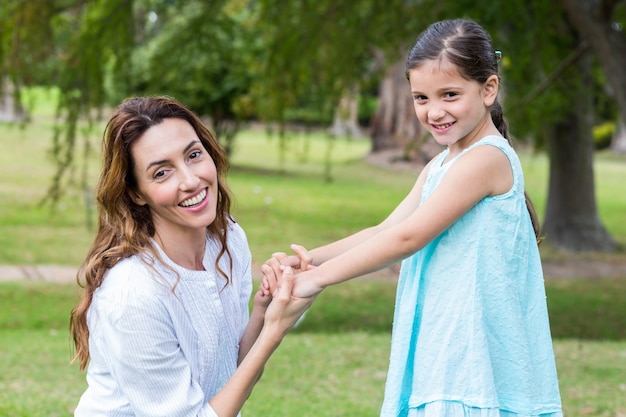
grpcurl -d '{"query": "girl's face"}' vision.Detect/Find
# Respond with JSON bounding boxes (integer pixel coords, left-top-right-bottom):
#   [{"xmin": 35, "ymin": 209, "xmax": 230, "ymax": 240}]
[
  {"xmin": 409, "ymin": 58, "xmax": 499, "ymax": 151},
  {"xmin": 130, "ymin": 118, "xmax": 219, "ymax": 241}
]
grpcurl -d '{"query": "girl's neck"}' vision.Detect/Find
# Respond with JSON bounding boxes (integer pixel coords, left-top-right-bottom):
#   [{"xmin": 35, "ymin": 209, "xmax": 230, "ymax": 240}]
[
  {"xmin": 154, "ymin": 229, "xmax": 207, "ymax": 271},
  {"xmin": 447, "ymin": 118, "xmax": 501, "ymax": 159}
]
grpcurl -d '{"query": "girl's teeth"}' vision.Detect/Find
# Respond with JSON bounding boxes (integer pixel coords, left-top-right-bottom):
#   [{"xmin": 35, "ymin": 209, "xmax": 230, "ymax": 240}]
[{"xmin": 180, "ymin": 189, "xmax": 207, "ymax": 207}]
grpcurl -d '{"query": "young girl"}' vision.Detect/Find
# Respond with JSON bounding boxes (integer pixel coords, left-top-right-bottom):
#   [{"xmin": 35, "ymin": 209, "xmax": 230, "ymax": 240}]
[
  {"xmin": 70, "ymin": 96, "xmax": 313, "ymax": 417},
  {"xmin": 264, "ymin": 19, "xmax": 563, "ymax": 417}
]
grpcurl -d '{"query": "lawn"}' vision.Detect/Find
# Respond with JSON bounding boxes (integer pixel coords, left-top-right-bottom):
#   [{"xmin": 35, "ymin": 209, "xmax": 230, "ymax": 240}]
[
  {"xmin": 1, "ymin": 280, "xmax": 625, "ymax": 417},
  {"xmin": 1, "ymin": 89, "xmax": 625, "ymax": 416}
]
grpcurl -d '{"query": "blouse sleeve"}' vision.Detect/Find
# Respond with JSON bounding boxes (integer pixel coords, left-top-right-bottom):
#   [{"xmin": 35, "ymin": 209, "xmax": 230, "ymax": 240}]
[
  {"xmin": 90, "ymin": 269, "xmax": 219, "ymax": 417},
  {"xmin": 232, "ymin": 223, "xmax": 253, "ymax": 336}
]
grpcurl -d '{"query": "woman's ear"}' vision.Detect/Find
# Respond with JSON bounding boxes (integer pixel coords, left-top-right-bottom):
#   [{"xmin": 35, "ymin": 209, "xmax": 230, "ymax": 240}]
[
  {"xmin": 131, "ymin": 191, "xmax": 147, "ymax": 206},
  {"xmin": 483, "ymin": 75, "xmax": 499, "ymax": 106}
]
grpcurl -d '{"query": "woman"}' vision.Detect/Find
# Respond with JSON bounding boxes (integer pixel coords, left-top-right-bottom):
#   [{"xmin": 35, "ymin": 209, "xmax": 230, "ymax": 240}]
[{"xmin": 70, "ymin": 96, "xmax": 312, "ymax": 417}]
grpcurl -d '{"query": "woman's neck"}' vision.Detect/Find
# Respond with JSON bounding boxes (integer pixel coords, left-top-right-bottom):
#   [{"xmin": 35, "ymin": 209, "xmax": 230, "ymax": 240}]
[{"xmin": 154, "ymin": 230, "xmax": 207, "ymax": 271}]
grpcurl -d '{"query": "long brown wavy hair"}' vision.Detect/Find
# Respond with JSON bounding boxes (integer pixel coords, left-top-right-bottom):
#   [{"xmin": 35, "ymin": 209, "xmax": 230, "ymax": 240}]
[{"xmin": 70, "ymin": 96, "xmax": 233, "ymax": 370}]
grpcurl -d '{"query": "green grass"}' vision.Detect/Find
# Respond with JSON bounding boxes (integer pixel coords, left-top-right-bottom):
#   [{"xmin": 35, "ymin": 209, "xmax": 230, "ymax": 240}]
[
  {"xmin": 1, "ymin": 114, "xmax": 625, "ymax": 266},
  {"xmin": 1, "ymin": 89, "xmax": 626, "ymax": 416},
  {"xmin": 1, "ymin": 280, "xmax": 626, "ymax": 416}
]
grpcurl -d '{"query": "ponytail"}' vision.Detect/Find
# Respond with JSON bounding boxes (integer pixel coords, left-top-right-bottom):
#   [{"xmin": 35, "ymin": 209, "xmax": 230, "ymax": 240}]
[
  {"xmin": 490, "ymin": 100, "xmax": 509, "ymax": 140},
  {"xmin": 491, "ymin": 100, "xmax": 543, "ymax": 244}
]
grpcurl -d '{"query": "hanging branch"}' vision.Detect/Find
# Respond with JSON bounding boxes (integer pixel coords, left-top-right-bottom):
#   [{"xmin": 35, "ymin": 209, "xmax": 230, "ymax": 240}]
[{"xmin": 520, "ymin": 40, "xmax": 590, "ymax": 105}]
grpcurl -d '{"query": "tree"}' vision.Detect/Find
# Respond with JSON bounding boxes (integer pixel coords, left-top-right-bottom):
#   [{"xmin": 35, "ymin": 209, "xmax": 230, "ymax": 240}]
[
  {"xmin": 130, "ymin": 0, "xmax": 255, "ymax": 155},
  {"xmin": 557, "ymin": 0, "xmax": 626, "ymax": 154},
  {"xmin": 493, "ymin": 0, "xmax": 618, "ymax": 251},
  {"xmin": 1, "ymin": 0, "xmax": 621, "ymax": 251}
]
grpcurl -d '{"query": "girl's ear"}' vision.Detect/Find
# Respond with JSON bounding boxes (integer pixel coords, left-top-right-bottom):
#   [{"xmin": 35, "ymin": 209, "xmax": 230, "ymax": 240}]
[{"xmin": 483, "ymin": 75, "xmax": 499, "ymax": 107}]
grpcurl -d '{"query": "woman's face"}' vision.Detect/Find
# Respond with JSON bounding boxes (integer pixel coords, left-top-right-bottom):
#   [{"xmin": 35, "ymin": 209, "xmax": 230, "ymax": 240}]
[{"xmin": 130, "ymin": 118, "xmax": 219, "ymax": 241}]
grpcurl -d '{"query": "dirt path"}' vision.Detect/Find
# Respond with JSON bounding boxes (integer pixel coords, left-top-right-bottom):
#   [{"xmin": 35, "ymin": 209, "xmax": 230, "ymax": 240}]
[
  {"xmin": 1, "ymin": 257, "xmax": 624, "ymax": 284},
  {"xmin": 252, "ymin": 258, "xmax": 626, "ymax": 282}
]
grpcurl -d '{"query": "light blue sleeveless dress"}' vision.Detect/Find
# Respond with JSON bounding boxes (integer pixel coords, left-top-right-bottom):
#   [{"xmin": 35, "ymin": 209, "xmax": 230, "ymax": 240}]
[{"xmin": 380, "ymin": 136, "xmax": 563, "ymax": 417}]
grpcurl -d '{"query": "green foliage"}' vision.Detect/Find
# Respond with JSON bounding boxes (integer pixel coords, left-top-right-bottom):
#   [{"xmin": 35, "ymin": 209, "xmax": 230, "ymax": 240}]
[
  {"xmin": 593, "ymin": 121, "xmax": 616, "ymax": 150},
  {"xmin": 1, "ymin": 112, "xmax": 626, "ymax": 267},
  {"xmin": 252, "ymin": 0, "xmax": 429, "ymax": 121},
  {"xmin": 131, "ymin": 1, "xmax": 250, "ymax": 117},
  {"xmin": 3, "ymin": 0, "xmax": 624, "ymax": 214}
]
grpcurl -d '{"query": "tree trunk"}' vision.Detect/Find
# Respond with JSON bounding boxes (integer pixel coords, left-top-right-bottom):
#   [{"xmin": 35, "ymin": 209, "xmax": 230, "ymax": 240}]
[
  {"xmin": 542, "ymin": 52, "xmax": 617, "ymax": 252},
  {"xmin": 611, "ymin": 120, "xmax": 626, "ymax": 153},
  {"xmin": 558, "ymin": 0, "xmax": 626, "ymax": 153},
  {"xmin": 330, "ymin": 86, "xmax": 364, "ymax": 139},
  {"xmin": 0, "ymin": 77, "xmax": 28, "ymax": 123},
  {"xmin": 369, "ymin": 58, "xmax": 422, "ymax": 152}
]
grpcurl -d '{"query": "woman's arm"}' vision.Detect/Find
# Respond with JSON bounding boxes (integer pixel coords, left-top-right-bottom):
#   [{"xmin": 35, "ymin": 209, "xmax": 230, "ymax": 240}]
[{"xmin": 209, "ymin": 267, "xmax": 314, "ymax": 417}]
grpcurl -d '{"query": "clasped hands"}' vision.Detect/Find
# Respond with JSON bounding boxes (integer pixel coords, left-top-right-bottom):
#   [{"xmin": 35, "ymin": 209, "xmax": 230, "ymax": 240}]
[
  {"xmin": 260, "ymin": 244, "xmax": 324, "ymax": 300},
  {"xmin": 253, "ymin": 244, "xmax": 323, "ymax": 335}
]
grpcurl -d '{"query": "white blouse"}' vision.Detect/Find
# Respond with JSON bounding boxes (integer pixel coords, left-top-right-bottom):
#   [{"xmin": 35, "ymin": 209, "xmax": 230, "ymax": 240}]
[{"xmin": 75, "ymin": 222, "xmax": 252, "ymax": 417}]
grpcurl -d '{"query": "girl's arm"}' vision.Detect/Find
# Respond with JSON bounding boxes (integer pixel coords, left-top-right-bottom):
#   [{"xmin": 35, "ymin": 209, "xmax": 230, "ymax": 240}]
[
  {"xmin": 290, "ymin": 145, "xmax": 512, "ymax": 298},
  {"xmin": 209, "ymin": 267, "xmax": 314, "ymax": 417},
  {"xmin": 271, "ymin": 159, "xmax": 435, "ymax": 272},
  {"xmin": 237, "ymin": 291, "xmax": 268, "ymax": 365}
]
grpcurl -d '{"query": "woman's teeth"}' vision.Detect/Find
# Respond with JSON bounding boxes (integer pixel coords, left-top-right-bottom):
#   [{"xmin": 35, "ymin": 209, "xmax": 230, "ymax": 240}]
[{"xmin": 180, "ymin": 189, "xmax": 207, "ymax": 207}]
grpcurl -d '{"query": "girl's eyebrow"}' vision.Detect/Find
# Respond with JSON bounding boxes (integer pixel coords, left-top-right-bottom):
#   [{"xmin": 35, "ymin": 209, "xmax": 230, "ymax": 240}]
[{"xmin": 145, "ymin": 140, "xmax": 200, "ymax": 172}]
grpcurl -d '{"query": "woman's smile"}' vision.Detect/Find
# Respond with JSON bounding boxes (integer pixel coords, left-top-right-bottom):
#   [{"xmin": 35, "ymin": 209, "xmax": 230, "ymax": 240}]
[{"xmin": 179, "ymin": 187, "xmax": 208, "ymax": 208}]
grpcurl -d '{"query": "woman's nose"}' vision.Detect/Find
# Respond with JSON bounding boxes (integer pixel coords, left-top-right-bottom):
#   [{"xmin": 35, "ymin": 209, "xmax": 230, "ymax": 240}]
[{"xmin": 178, "ymin": 166, "xmax": 201, "ymax": 190}]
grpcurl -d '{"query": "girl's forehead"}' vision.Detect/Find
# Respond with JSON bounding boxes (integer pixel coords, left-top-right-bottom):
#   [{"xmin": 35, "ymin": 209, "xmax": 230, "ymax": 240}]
[
  {"xmin": 411, "ymin": 57, "xmax": 462, "ymax": 78},
  {"xmin": 408, "ymin": 59, "xmax": 468, "ymax": 90}
]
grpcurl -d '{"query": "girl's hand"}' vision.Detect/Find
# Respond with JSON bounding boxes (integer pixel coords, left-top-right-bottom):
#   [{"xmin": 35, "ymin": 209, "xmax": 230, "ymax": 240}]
[
  {"xmin": 269, "ymin": 244, "xmax": 313, "ymax": 273},
  {"xmin": 291, "ymin": 268, "xmax": 324, "ymax": 299},
  {"xmin": 252, "ymin": 284, "xmax": 272, "ymax": 310}
]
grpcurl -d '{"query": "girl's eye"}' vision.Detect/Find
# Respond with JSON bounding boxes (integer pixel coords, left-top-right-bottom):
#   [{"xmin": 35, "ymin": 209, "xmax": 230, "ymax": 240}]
[
  {"xmin": 444, "ymin": 92, "xmax": 458, "ymax": 98},
  {"xmin": 413, "ymin": 95, "xmax": 427, "ymax": 102}
]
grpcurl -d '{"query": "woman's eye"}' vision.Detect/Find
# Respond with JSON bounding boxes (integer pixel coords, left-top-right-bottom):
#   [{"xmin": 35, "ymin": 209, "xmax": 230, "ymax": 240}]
[
  {"xmin": 154, "ymin": 169, "xmax": 166, "ymax": 179},
  {"xmin": 189, "ymin": 150, "xmax": 202, "ymax": 160}
]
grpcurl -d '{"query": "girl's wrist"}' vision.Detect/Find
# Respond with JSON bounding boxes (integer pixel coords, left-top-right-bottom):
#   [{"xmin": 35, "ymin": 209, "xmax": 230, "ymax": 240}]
[{"xmin": 250, "ymin": 305, "xmax": 267, "ymax": 319}]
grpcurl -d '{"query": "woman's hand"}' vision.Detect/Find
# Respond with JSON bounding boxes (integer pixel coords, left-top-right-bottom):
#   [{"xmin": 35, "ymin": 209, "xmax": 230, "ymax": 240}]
[{"xmin": 263, "ymin": 266, "xmax": 315, "ymax": 338}]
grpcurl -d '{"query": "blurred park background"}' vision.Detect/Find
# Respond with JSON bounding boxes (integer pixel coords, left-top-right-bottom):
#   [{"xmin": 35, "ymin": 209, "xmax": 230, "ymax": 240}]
[{"xmin": 1, "ymin": 1, "xmax": 626, "ymax": 416}]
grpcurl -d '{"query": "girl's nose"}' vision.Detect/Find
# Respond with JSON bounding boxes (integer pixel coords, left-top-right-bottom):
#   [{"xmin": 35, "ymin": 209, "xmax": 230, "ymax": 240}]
[{"xmin": 428, "ymin": 105, "xmax": 445, "ymax": 121}]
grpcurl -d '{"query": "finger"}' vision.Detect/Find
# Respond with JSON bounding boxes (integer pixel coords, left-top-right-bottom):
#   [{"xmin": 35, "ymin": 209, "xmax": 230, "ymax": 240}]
[
  {"xmin": 260, "ymin": 276, "xmax": 271, "ymax": 296},
  {"xmin": 261, "ymin": 264, "xmax": 279, "ymax": 297},
  {"xmin": 290, "ymin": 244, "xmax": 313, "ymax": 269},
  {"xmin": 264, "ymin": 256, "xmax": 284, "ymax": 274},
  {"xmin": 276, "ymin": 266, "xmax": 295, "ymax": 301},
  {"xmin": 270, "ymin": 252, "xmax": 287, "ymax": 261}
]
